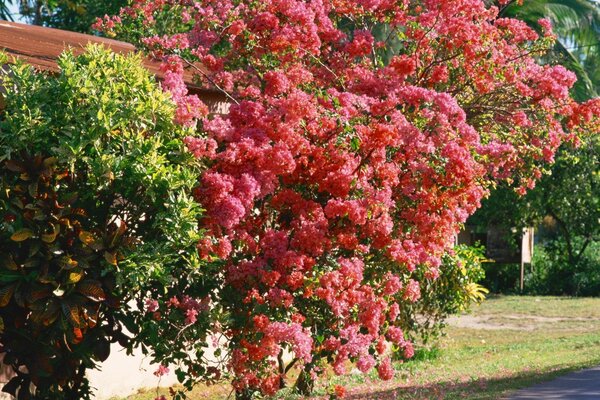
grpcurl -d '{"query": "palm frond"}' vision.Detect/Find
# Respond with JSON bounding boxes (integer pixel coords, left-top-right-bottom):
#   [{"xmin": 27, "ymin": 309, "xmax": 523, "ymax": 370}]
[
  {"xmin": 0, "ymin": 1, "xmax": 15, "ymax": 21},
  {"xmin": 504, "ymin": 0, "xmax": 600, "ymax": 100}
]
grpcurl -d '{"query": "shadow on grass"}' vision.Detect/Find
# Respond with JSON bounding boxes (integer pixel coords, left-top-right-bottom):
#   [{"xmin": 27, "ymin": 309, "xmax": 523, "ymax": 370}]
[{"xmin": 347, "ymin": 361, "xmax": 600, "ymax": 400}]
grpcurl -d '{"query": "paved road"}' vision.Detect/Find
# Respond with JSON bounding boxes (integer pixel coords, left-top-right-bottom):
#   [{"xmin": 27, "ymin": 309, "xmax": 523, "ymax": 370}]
[{"xmin": 509, "ymin": 366, "xmax": 600, "ymax": 399}]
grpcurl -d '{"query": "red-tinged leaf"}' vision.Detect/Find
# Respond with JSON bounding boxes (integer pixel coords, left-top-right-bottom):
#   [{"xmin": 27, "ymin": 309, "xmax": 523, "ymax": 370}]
[
  {"xmin": 0, "ymin": 284, "xmax": 16, "ymax": 307},
  {"xmin": 72, "ymin": 327, "xmax": 83, "ymax": 344},
  {"xmin": 62, "ymin": 302, "xmax": 82, "ymax": 328},
  {"xmin": 116, "ymin": 220, "xmax": 127, "ymax": 238},
  {"xmin": 4, "ymin": 160, "xmax": 24, "ymax": 173},
  {"xmin": 29, "ymin": 286, "xmax": 52, "ymax": 303},
  {"xmin": 76, "ymin": 280, "xmax": 106, "ymax": 302}
]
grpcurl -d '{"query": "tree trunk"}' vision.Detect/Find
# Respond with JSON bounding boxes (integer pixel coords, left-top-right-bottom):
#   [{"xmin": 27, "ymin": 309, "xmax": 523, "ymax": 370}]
[{"xmin": 294, "ymin": 367, "xmax": 315, "ymax": 396}]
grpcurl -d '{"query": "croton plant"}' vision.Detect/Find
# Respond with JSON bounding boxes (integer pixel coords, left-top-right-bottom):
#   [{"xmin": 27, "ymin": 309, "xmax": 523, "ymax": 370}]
[{"xmin": 0, "ymin": 46, "xmax": 209, "ymax": 399}]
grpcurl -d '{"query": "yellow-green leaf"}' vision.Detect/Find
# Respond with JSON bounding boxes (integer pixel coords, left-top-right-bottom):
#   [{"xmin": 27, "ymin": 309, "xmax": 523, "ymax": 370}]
[
  {"xmin": 78, "ymin": 231, "xmax": 95, "ymax": 246},
  {"xmin": 42, "ymin": 157, "xmax": 57, "ymax": 167},
  {"xmin": 104, "ymin": 251, "xmax": 117, "ymax": 266},
  {"xmin": 67, "ymin": 270, "xmax": 83, "ymax": 284},
  {"xmin": 41, "ymin": 224, "xmax": 60, "ymax": 243},
  {"xmin": 11, "ymin": 229, "xmax": 33, "ymax": 242}
]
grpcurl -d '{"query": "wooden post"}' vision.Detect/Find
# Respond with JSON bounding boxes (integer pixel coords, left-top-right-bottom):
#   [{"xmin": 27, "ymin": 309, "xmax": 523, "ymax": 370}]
[
  {"xmin": 520, "ymin": 227, "xmax": 534, "ymax": 292},
  {"xmin": 520, "ymin": 260, "xmax": 524, "ymax": 292}
]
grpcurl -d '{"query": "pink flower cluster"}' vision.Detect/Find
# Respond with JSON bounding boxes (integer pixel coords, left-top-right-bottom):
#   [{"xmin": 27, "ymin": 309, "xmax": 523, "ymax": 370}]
[{"xmin": 105, "ymin": 0, "xmax": 598, "ymax": 396}]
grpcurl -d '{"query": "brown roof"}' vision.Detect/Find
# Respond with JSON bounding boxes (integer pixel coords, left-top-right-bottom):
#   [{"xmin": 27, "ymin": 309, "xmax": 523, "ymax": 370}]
[{"xmin": 0, "ymin": 20, "xmax": 227, "ymax": 108}]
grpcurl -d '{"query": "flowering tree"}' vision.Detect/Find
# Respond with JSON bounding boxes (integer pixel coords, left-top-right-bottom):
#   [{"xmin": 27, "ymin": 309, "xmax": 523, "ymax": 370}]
[{"xmin": 98, "ymin": 0, "xmax": 599, "ymax": 398}]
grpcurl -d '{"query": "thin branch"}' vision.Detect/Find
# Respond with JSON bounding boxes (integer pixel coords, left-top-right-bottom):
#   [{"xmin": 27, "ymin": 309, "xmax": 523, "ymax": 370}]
[
  {"xmin": 180, "ymin": 57, "xmax": 240, "ymax": 105},
  {"xmin": 298, "ymin": 47, "xmax": 347, "ymax": 91}
]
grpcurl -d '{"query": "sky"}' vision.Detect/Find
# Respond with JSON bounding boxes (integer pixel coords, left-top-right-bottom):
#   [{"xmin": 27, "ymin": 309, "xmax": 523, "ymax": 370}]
[{"xmin": 7, "ymin": 1, "xmax": 24, "ymax": 22}]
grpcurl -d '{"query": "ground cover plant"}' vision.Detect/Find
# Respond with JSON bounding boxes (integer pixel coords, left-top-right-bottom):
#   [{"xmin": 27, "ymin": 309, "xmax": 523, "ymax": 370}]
[
  {"xmin": 116, "ymin": 296, "xmax": 600, "ymax": 399},
  {"xmin": 94, "ymin": 0, "xmax": 600, "ymax": 398},
  {"xmin": 0, "ymin": 46, "xmax": 209, "ymax": 399}
]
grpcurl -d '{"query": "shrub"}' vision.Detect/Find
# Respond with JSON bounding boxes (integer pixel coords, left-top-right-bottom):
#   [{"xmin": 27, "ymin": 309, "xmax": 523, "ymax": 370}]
[
  {"xmin": 400, "ymin": 245, "xmax": 488, "ymax": 345},
  {"xmin": 481, "ymin": 262, "xmax": 521, "ymax": 294},
  {"xmin": 525, "ymin": 240, "xmax": 600, "ymax": 296},
  {"xmin": 0, "ymin": 46, "xmax": 210, "ymax": 399}
]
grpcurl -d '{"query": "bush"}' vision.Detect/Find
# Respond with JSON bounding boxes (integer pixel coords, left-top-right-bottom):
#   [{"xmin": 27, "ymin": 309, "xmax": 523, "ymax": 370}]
[
  {"xmin": 0, "ymin": 46, "xmax": 211, "ymax": 399},
  {"xmin": 400, "ymin": 244, "xmax": 488, "ymax": 345},
  {"xmin": 480, "ymin": 262, "xmax": 521, "ymax": 294},
  {"xmin": 525, "ymin": 240, "xmax": 600, "ymax": 296}
]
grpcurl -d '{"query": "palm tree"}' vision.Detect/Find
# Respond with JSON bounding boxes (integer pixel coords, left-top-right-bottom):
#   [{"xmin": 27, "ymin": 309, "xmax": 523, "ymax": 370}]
[
  {"xmin": 0, "ymin": 0, "xmax": 126, "ymax": 33},
  {"xmin": 0, "ymin": 1, "xmax": 15, "ymax": 21},
  {"xmin": 0, "ymin": 0, "xmax": 47, "ymax": 25},
  {"xmin": 501, "ymin": 0, "xmax": 600, "ymax": 101}
]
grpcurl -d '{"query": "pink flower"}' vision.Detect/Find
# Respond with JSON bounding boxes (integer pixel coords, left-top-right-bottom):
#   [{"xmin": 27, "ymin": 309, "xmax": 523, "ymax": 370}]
[
  {"xmin": 345, "ymin": 30, "xmax": 374, "ymax": 57},
  {"xmin": 538, "ymin": 18, "xmax": 553, "ymax": 36},
  {"xmin": 145, "ymin": 299, "xmax": 159, "ymax": 313},
  {"xmin": 356, "ymin": 354, "xmax": 376, "ymax": 373},
  {"xmin": 185, "ymin": 308, "xmax": 198, "ymax": 325},
  {"xmin": 102, "ymin": 0, "xmax": 590, "ymax": 394},
  {"xmin": 154, "ymin": 364, "xmax": 170, "ymax": 377},
  {"xmin": 403, "ymin": 279, "xmax": 421, "ymax": 303},
  {"xmin": 377, "ymin": 357, "xmax": 394, "ymax": 380}
]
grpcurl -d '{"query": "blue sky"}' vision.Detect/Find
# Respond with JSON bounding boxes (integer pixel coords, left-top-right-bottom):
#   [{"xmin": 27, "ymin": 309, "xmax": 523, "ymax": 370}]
[{"xmin": 7, "ymin": 2, "xmax": 24, "ymax": 22}]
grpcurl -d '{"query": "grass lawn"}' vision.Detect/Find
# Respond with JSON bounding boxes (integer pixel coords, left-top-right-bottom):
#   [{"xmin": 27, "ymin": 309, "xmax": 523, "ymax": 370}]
[{"xmin": 115, "ymin": 296, "xmax": 600, "ymax": 400}]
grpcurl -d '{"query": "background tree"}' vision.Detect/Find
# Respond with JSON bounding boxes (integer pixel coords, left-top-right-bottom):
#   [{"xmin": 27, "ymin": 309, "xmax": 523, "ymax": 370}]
[
  {"xmin": 502, "ymin": 0, "xmax": 599, "ymax": 101},
  {"xmin": 471, "ymin": 0, "xmax": 600, "ymax": 294},
  {"xmin": 0, "ymin": 0, "xmax": 126, "ymax": 33}
]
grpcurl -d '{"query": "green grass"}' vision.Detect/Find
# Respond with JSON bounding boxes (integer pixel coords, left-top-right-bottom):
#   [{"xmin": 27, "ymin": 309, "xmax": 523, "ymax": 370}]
[{"xmin": 116, "ymin": 296, "xmax": 600, "ymax": 399}]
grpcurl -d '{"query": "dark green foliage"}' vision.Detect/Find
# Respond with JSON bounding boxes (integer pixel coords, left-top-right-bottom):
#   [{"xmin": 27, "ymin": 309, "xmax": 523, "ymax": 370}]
[
  {"xmin": 471, "ymin": 130, "xmax": 599, "ymax": 294},
  {"xmin": 525, "ymin": 241, "xmax": 600, "ymax": 296},
  {"xmin": 480, "ymin": 262, "xmax": 521, "ymax": 293}
]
